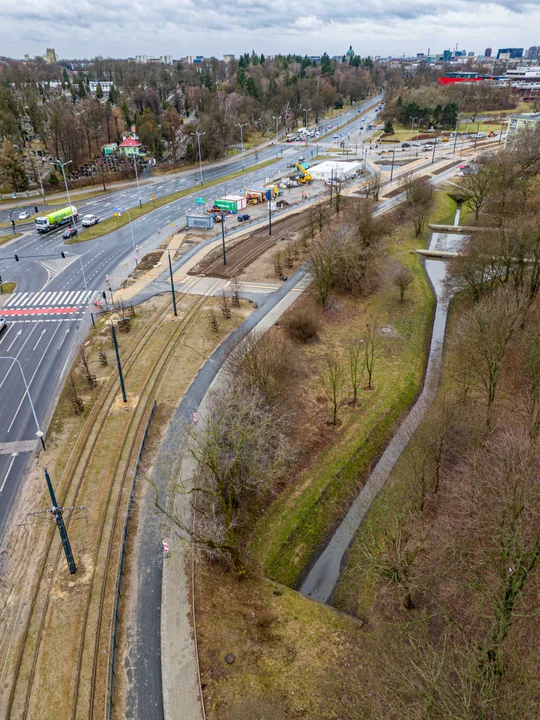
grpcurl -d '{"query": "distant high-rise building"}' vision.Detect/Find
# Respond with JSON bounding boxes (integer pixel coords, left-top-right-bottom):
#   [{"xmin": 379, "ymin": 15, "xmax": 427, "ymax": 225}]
[
  {"xmin": 44, "ymin": 48, "xmax": 57, "ymax": 64},
  {"xmin": 160, "ymin": 55, "xmax": 173, "ymax": 64},
  {"xmin": 443, "ymin": 49, "xmax": 452, "ymax": 62},
  {"xmin": 223, "ymin": 54, "xmax": 235, "ymax": 63},
  {"xmin": 497, "ymin": 47, "xmax": 523, "ymax": 59},
  {"xmin": 485, "ymin": 47, "xmax": 492, "ymax": 57},
  {"xmin": 527, "ymin": 46, "xmax": 540, "ymax": 60},
  {"xmin": 468, "ymin": 51, "xmax": 475, "ymax": 57},
  {"xmin": 135, "ymin": 55, "xmax": 148, "ymax": 64}
]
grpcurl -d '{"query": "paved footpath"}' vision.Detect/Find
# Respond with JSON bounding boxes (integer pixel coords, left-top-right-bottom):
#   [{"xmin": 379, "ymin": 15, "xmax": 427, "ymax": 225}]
[{"xmin": 154, "ymin": 270, "xmax": 311, "ymax": 720}]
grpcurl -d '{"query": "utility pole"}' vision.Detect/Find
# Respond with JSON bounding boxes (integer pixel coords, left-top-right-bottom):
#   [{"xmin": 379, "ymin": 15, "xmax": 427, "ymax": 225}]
[
  {"xmin": 303, "ymin": 108, "xmax": 311, "ymax": 145},
  {"xmin": 191, "ymin": 131, "xmax": 206, "ymax": 186},
  {"xmin": 390, "ymin": 148, "xmax": 396, "ymax": 181},
  {"xmin": 111, "ymin": 323, "xmax": 127, "ymax": 402},
  {"xmin": 452, "ymin": 117, "xmax": 460, "ymax": 158},
  {"xmin": 474, "ymin": 122, "xmax": 480, "ymax": 150},
  {"xmin": 431, "ymin": 138, "xmax": 437, "ymax": 164},
  {"xmin": 236, "ymin": 123, "xmax": 246, "ymax": 171},
  {"xmin": 168, "ymin": 250, "xmax": 177, "ymax": 316},
  {"xmin": 329, "ymin": 167, "xmax": 334, "ymax": 207},
  {"xmin": 220, "ymin": 213, "xmax": 227, "ymax": 265},
  {"xmin": 44, "ymin": 468, "xmax": 77, "ymax": 574},
  {"xmin": 133, "ymin": 156, "xmax": 142, "ymax": 208},
  {"xmin": 272, "ymin": 115, "xmax": 281, "ymax": 158},
  {"xmin": 268, "ymin": 194, "xmax": 272, "ymax": 236},
  {"xmin": 56, "ymin": 159, "xmax": 77, "ymax": 233},
  {"xmin": 410, "ymin": 116, "xmax": 417, "ymax": 142}
]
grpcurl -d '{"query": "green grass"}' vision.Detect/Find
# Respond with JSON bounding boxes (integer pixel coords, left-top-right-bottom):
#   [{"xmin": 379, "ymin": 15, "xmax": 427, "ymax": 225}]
[
  {"xmin": 65, "ymin": 157, "xmax": 279, "ymax": 244},
  {"xmin": 0, "ymin": 232, "xmax": 22, "ymax": 246},
  {"xmin": 250, "ymin": 192, "xmax": 456, "ymax": 588},
  {"xmin": 0, "ymin": 282, "xmax": 16, "ymax": 293}
]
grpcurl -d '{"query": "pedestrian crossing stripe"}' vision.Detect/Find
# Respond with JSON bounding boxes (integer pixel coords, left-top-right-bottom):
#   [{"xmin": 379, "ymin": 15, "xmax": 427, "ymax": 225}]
[{"xmin": 3, "ymin": 290, "xmax": 96, "ymax": 309}]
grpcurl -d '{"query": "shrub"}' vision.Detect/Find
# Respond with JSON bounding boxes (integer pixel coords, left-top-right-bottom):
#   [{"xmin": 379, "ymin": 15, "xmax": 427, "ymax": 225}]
[{"xmin": 283, "ymin": 304, "xmax": 321, "ymax": 343}]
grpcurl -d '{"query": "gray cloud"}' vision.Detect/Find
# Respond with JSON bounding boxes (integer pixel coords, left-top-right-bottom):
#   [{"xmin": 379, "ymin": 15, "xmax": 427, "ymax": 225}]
[{"xmin": 0, "ymin": 0, "xmax": 539, "ymax": 58}]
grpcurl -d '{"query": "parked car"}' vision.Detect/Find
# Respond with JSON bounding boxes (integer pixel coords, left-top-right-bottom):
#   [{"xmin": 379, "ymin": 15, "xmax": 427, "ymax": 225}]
[
  {"xmin": 333, "ymin": 134, "xmax": 339, "ymax": 139},
  {"xmin": 82, "ymin": 214, "xmax": 100, "ymax": 227},
  {"xmin": 237, "ymin": 214, "xmax": 250, "ymax": 223},
  {"xmin": 18, "ymin": 209, "xmax": 30, "ymax": 220},
  {"xmin": 62, "ymin": 226, "xmax": 78, "ymax": 239},
  {"xmin": 297, "ymin": 155, "xmax": 305, "ymax": 161},
  {"xmin": 0, "ymin": 317, "xmax": 6, "ymax": 332}
]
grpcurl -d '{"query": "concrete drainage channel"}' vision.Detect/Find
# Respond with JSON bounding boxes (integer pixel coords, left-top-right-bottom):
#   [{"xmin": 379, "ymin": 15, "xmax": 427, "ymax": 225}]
[{"xmin": 299, "ymin": 215, "xmax": 463, "ymax": 604}]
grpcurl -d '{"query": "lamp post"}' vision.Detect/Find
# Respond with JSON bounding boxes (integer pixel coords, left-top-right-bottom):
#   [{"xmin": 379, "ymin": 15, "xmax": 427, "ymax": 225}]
[
  {"xmin": 191, "ymin": 131, "xmax": 206, "ymax": 186},
  {"xmin": 303, "ymin": 108, "xmax": 311, "ymax": 145},
  {"xmin": 0, "ymin": 356, "xmax": 45, "ymax": 449},
  {"xmin": 117, "ymin": 208, "xmax": 137, "ymax": 267},
  {"xmin": 272, "ymin": 115, "xmax": 281, "ymax": 158},
  {"xmin": 473, "ymin": 121, "xmax": 481, "ymax": 150},
  {"xmin": 410, "ymin": 116, "xmax": 418, "ymax": 142},
  {"xmin": 168, "ymin": 250, "xmax": 177, "ymax": 316},
  {"xmin": 61, "ymin": 251, "xmax": 95, "ymax": 327},
  {"xmin": 235, "ymin": 123, "xmax": 246, "ymax": 171},
  {"xmin": 416, "ymin": 117, "xmax": 423, "ymax": 156},
  {"xmin": 133, "ymin": 156, "xmax": 142, "ymax": 208},
  {"xmin": 452, "ymin": 117, "xmax": 460, "ymax": 158},
  {"xmin": 431, "ymin": 138, "xmax": 438, "ymax": 164},
  {"xmin": 390, "ymin": 148, "xmax": 396, "ymax": 181},
  {"xmin": 56, "ymin": 159, "xmax": 77, "ymax": 234}
]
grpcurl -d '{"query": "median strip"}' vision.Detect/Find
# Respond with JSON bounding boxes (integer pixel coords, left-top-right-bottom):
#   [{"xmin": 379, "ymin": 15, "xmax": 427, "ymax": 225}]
[{"xmin": 65, "ymin": 158, "xmax": 279, "ymax": 244}]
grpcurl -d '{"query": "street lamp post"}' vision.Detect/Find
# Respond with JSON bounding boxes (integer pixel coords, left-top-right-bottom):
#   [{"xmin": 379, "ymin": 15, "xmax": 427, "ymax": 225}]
[
  {"xmin": 235, "ymin": 124, "xmax": 246, "ymax": 171},
  {"xmin": 473, "ymin": 122, "xmax": 481, "ymax": 150},
  {"xmin": 272, "ymin": 115, "xmax": 281, "ymax": 158},
  {"xmin": 431, "ymin": 138, "xmax": 438, "ymax": 164},
  {"xmin": 0, "ymin": 356, "xmax": 45, "ymax": 449},
  {"xmin": 220, "ymin": 213, "xmax": 227, "ymax": 265},
  {"xmin": 452, "ymin": 117, "xmax": 460, "ymax": 158},
  {"xmin": 61, "ymin": 251, "xmax": 95, "ymax": 326},
  {"xmin": 118, "ymin": 208, "xmax": 138, "ymax": 267},
  {"xmin": 390, "ymin": 148, "xmax": 396, "ymax": 181},
  {"xmin": 191, "ymin": 131, "xmax": 206, "ymax": 186},
  {"xmin": 168, "ymin": 250, "xmax": 177, "ymax": 316},
  {"xmin": 56, "ymin": 159, "xmax": 77, "ymax": 234},
  {"xmin": 303, "ymin": 108, "xmax": 311, "ymax": 145},
  {"xmin": 133, "ymin": 156, "xmax": 142, "ymax": 209},
  {"xmin": 410, "ymin": 116, "xmax": 417, "ymax": 142}
]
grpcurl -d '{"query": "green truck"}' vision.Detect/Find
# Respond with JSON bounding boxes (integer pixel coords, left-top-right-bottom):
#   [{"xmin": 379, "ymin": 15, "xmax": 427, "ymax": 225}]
[{"xmin": 35, "ymin": 205, "xmax": 78, "ymax": 233}]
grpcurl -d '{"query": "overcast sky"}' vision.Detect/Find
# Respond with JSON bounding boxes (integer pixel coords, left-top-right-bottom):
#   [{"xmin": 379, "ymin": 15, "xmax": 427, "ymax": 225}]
[{"xmin": 1, "ymin": 0, "xmax": 540, "ymax": 60}]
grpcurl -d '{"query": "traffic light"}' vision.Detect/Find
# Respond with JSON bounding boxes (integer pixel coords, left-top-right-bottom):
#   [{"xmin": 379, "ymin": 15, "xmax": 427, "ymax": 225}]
[
  {"xmin": 102, "ymin": 291, "xmax": 106, "ymax": 300},
  {"xmin": 61, "ymin": 251, "xmax": 66, "ymax": 259},
  {"xmin": 14, "ymin": 254, "xmax": 19, "ymax": 261}
]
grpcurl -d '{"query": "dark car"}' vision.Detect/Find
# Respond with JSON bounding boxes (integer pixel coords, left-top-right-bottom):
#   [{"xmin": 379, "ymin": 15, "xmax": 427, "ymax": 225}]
[
  {"xmin": 402, "ymin": 142, "xmax": 411, "ymax": 148},
  {"xmin": 62, "ymin": 226, "xmax": 78, "ymax": 239},
  {"xmin": 237, "ymin": 214, "xmax": 250, "ymax": 223}
]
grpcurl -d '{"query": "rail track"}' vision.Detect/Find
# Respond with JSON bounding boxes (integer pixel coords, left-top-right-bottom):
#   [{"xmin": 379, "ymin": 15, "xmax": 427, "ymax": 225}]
[{"xmin": 3, "ymin": 275, "xmax": 222, "ymax": 720}]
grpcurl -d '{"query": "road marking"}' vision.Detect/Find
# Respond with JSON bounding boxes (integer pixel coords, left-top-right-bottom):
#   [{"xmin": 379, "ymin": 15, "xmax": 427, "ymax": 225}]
[
  {"xmin": 0, "ymin": 324, "xmax": 38, "ymax": 394},
  {"xmin": 57, "ymin": 326, "xmax": 70, "ymax": 350},
  {"xmin": 7, "ymin": 322, "xmax": 62, "ymax": 433},
  {"xmin": 33, "ymin": 328, "xmax": 47, "ymax": 351},
  {"xmin": 0, "ymin": 326, "xmax": 16, "ymax": 350},
  {"xmin": 1, "ymin": 307, "xmax": 80, "ymax": 316},
  {"xmin": 0, "ymin": 453, "xmax": 18, "ymax": 493}
]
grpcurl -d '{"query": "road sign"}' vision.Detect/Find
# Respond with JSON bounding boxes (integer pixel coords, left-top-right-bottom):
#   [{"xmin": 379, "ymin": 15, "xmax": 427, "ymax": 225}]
[
  {"xmin": 195, "ymin": 197, "xmax": 207, "ymax": 205},
  {"xmin": 162, "ymin": 539, "xmax": 169, "ymax": 555},
  {"xmin": 193, "ymin": 412, "xmax": 198, "ymax": 424}
]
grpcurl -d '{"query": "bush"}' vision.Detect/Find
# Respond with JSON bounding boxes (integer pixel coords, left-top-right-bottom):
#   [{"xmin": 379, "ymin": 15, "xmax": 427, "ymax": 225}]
[{"xmin": 282, "ymin": 304, "xmax": 321, "ymax": 343}]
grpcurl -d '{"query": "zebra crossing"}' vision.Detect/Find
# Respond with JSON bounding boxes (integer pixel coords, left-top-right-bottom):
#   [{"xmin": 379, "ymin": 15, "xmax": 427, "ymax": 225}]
[{"xmin": 3, "ymin": 289, "xmax": 96, "ymax": 309}]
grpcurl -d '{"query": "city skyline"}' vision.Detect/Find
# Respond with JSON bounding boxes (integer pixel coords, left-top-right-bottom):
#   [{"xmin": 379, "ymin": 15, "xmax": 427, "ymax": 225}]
[{"xmin": 1, "ymin": 0, "xmax": 539, "ymax": 60}]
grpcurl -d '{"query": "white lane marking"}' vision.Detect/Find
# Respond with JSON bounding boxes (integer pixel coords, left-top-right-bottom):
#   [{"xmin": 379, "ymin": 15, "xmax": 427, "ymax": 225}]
[
  {"xmin": 4, "ymin": 292, "xmax": 27, "ymax": 308},
  {"xmin": 0, "ymin": 453, "xmax": 18, "ymax": 493},
  {"xmin": 7, "ymin": 322, "xmax": 62, "ymax": 433},
  {"xmin": 5, "ymin": 328, "xmax": 21, "ymax": 352},
  {"xmin": 0, "ymin": 325, "xmax": 15, "ymax": 350},
  {"xmin": 0, "ymin": 324, "xmax": 38, "ymax": 393},
  {"xmin": 33, "ymin": 328, "xmax": 47, "ymax": 351},
  {"xmin": 57, "ymin": 326, "xmax": 70, "ymax": 350}
]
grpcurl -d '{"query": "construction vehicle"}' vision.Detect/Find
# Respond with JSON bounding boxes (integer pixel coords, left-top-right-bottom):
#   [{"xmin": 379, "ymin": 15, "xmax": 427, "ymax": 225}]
[{"xmin": 295, "ymin": 163, "xmax": 313, "ymax": 184}]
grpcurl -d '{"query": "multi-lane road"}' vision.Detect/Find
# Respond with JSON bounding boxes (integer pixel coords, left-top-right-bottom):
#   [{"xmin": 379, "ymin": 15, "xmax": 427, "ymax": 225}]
[{"xmin": 0, "ymin": 96, "xmax": 382, "ymax": 541}]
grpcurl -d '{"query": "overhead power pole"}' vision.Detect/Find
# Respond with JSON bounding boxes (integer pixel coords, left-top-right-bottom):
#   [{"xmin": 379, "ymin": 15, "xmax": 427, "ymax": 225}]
[{"xmin": 45, "ymin": 468, "xmax": 77, "ymax": 574}]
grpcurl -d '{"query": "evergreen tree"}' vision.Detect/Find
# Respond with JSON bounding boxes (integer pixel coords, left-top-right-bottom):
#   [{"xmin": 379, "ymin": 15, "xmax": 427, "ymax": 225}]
[
  {"xmin": 236, "ymin": 66, "xmax": 247, "ymax": 89},
  {"xmin": 96, "ymin": 82, "xmax": 104, "ymax": 99},
  {"xmin": 245, "ymin": 76, "xmax": 260, "ymax": 100},
  {"xmin": 62, "ymin": 68, "xmax": 70, "ymax": 87},
  {"xmin": 0, "ymin": 140, "xmax": 29, "ymax": 191}
]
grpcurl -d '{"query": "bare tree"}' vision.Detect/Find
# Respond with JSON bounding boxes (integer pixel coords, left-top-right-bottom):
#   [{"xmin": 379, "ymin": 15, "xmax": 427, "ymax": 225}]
[
  {"xmin": 208, "ymin": 308, "xmax": 219, "ymax": 333},
  {"xmin": 364, "ymin": 170, "xmax": 382, "ymax": 201},
  {"xmin": 403, "ymin": 174, "xmax": 434, "ymax": 237},
  {"xmin": 78, "ymin": 348, "xmax": 97, "ymax": 388},
  {"xmin": 220, "ymin": 289, "xmax": 231, "ymax": 319},
  {"xmin": 226, "ymin": 329, "xmax": 295, "ymax": 404},
  {"xmin": 154, "ymin": 386, "xmax": 292, "ymax": 575},
  {"xmin": 230, "ymin": 276, "xmax": 242, "ymax": 307},
  {"xmin": 321, "ymin": 350, "xmax": 346, "ymax": 424},
  {"xmin": 364, "ymin": 322, "xmax": 379, "ymax": 390},
  {"xmin": 348, "ymin": 340, "xmax": 364, "ymax": 404},
  {"xmin": 393, "ymin": 265, "xmax": 414, "ymax": 303},
  {"xmin": 309, "ymin": 235, "xmax": 335, "ymax": 307},
  {"xmin": 451, "ymin": 288, "xmax": 523, "ymax": 430},
  {"xmin": 460, "ymin": 156, "xmax": 498, "ymax": 220}
]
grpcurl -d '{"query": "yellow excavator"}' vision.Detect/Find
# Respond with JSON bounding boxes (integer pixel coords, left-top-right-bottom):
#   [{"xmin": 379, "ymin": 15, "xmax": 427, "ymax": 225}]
[{"xmin": 295, "ymin": 163, "xmax": 313, "ymax": 184}]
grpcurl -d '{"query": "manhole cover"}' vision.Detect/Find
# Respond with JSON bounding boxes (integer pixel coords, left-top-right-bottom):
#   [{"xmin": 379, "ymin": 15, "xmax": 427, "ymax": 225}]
[{"xmin": 0, "ymin": 551, "xmax": 8, "ymax": 577}]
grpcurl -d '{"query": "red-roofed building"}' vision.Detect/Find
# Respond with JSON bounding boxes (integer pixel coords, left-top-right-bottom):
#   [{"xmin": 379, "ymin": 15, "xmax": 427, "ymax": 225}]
[{"xmin": 118, "ymin": 137, "xmax": 145, "ymax": 157}]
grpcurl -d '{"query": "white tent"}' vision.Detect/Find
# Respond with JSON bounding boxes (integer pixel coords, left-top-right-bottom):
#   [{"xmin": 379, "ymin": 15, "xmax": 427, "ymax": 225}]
[{"xmin": 308, "ymin": 160, "xmax": 363, "ymax": 182}]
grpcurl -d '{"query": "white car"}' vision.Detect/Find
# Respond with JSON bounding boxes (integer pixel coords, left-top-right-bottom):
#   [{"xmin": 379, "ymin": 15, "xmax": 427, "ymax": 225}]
[
  {"xmin": 82, "ymin": 214, "xmax": 100, "ymax": 227},
  {"xmin": 0, "ymin": 317, "xmax": 6, "ymax": 331},
  {"xmin": 18, "ymin": 210, "xmax": 30, "ymax": 220}
]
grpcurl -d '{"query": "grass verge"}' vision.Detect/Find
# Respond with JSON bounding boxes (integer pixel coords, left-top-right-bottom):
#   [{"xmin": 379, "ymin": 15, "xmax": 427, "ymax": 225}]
[
  {"xmin": 250, "ymin": 192, "xmax": 456, "ymax": 588},
  {"xmin": 0, "ymin": 282, "xmax": 16, "ymax": 293},
  {"xmin": 65, "ymin": 158, "xmax": 279, "ymax": 244}
]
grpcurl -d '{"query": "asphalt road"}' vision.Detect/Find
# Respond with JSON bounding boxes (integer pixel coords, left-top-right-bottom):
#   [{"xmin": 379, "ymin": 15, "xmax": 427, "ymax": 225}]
[{"xmin": 0, "ymin": 95, "xmax": 381, "ymax": 546}]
